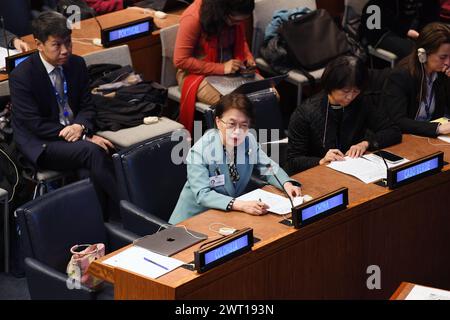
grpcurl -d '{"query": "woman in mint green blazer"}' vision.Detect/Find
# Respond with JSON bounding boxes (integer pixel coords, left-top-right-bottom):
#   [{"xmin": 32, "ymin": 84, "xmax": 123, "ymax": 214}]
[{"xmin": 169, "ymin": 93, "xmax": 302, "ymax": 225}]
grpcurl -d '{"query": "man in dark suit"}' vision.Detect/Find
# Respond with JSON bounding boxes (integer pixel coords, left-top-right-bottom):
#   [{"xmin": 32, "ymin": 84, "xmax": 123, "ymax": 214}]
[{"xmin": 9, "ymin": 11, "xmax": 118, "ymax": 219}]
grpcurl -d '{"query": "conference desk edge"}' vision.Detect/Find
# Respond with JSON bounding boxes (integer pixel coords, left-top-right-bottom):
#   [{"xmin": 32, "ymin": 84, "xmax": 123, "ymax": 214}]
[
  {"xmin": 390, "ymin": 282, "xmax": 415, "ymax": 300},
  {"xmin": 89, "ymin": 137, "xmax": 450, "ymax": 299}
]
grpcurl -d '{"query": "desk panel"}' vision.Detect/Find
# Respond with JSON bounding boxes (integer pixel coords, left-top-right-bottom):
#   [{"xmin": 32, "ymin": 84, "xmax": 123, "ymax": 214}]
[{"xmin": 90, "ymin": 136, "xmax": 450, "ymax": 299}]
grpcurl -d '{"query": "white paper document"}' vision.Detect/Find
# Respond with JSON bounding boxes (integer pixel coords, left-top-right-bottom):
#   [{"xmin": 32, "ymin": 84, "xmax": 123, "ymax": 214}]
[
  {"xmin": 0, "ymin": 47, "xmax": 20, "ymax": 69},
  {"xmin": 326, "ymin": 154, "xmax": 410, "ymax": 184},
  {"xmin": 437, "ymin": 135, "xmax": 450, "ymax": 144},
  {"xmin": 237, "ymin": 188, "xmax": 304, "ymax": 215},
  {"xmin": 405, "ymin": 285, "xmax": 450, "ymax": 300},
  {"xmin": 103, "ymin": 246, "xmax": 184, "ymax": 279}
]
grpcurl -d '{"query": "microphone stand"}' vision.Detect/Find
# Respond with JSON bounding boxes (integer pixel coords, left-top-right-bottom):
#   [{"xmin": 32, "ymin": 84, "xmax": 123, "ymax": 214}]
[{"xmin": 265, "ymin": 164, "xmax": 300, "ymax": 226}]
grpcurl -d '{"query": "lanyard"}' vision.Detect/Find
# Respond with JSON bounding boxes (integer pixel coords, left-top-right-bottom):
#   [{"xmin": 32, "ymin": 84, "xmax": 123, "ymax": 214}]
[
  {"xmin": 424, "ymin": 86, "xmax": 435, "ymax": 120},
  {"xmin": 52, "ymin": 69, "xmax": 71, "ymax": 121}
]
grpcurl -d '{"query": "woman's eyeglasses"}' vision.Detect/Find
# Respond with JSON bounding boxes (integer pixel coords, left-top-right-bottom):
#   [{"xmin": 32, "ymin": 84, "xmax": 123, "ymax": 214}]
[{"xmin": 219, "ymin": 119, "xmax": 250, "ymax": 131}]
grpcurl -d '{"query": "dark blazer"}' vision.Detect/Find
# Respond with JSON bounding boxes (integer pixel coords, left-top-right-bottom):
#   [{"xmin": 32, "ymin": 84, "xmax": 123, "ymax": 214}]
[
  {"xmin": 360, "ymin": 0, "xmax": 440, "ymax": 46},
  {"xmin": 10, "ymin": 53, "xmax": 95, "ymax": 164},
  {"xmin": 286, "ymin": 91, "xmax": 402, "ymax": 174},
  {"xmin": 381, "ymin": 66, "xmax": 450, "ymax": 137}
]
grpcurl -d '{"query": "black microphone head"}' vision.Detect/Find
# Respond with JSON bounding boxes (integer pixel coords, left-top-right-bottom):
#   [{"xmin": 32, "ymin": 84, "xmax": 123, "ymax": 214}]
[{"xmin": 373, "ymin": 141, "xmax": 380, "ymax": 150}]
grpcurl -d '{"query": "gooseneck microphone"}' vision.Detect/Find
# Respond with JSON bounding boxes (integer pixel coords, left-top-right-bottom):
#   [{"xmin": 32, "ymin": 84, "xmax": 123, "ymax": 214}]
[
  {"xmin": 264, "ymin": 163, "xmax": 295, "ymax": 210},
  {"xmin": 372, "ymin": 141, "xmax": 389, "ymax": 186},
  {"xmin": 61, "ymin": 5, "xmax": 103, "ymax": 46},
  {"xmin": 373, "ymin": 141, "xmax": 389, "ymax": 171}
]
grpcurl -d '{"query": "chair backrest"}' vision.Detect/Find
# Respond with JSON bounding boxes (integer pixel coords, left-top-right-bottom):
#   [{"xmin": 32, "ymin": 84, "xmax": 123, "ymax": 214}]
[
  {"xmin": 0, "ymin": 80, "xmax": 9, "ymax": 97},
  {"xmin": 15, "ymin": 179, "xmax": 107, "ymax": 272},
  {"xmin": 252, "ymin": 0, "xmax": 317, "ymax": 57},
  {"xmin": 113, "ymin": 129, "xmax": 189, "ymax": 223},
  {"xmin": 342, "ymin": 0, "xmax": 369, "ymax": 34},
  {"xmin": 83, "ymin": 44, "xmax": 133, "ymax": 67},
  {"xmin": 160, "ymin": 24, "xmax": 180, "ymax": 88}
]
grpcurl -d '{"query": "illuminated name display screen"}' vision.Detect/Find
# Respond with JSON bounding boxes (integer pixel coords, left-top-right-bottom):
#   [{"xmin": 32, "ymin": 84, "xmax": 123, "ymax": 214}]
[
  {"xmin": 301, "ymin": 193, "xmax": 344, "ymax": 222},
  {"xmin": 387, "ymin": 152, "xmax": 443, "ymax": 189},
  {"xmin": 14, "ymin": 55, "xmax": 30, "ymax": 67},
  {"xmin": 5, "ymin": 50, "xmax": 36, "ymax": 73},
  {"xmin": 396, "ymin": 158, "xmax": 439, "ymax": 183},
  {"xmin": 195, "ymin": 228, "xmax": 253, "ymax": 273},
  {"xmin": 108, "ymin": 21, "xmax": 151, "ymax": 42},
  {"xmin": 292, "ymin": 188, "xmax": 348, "ymax": 228},
  {"xmin": 204, "ymin": 235, "xmax": 249, "ymax": 265}
]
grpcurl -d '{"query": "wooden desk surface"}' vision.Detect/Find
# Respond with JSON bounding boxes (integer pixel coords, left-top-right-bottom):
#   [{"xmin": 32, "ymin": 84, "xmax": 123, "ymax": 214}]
[
  {"xmin": 0, "ymin": 7, "xmax": 183, "ymax": 83},
  {"xmin": 390, "ymin": 282, "xmax": 416, "ymax": 300},
  {"xmin": 89, "ymin": 134, "xmax": 450, "ymax": 299}
]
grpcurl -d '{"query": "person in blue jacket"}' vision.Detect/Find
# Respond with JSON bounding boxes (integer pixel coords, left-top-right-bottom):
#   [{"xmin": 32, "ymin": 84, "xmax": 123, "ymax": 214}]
[{"xmin": 169, "ymin": 93, "xmax": 302, "ymax": 225}]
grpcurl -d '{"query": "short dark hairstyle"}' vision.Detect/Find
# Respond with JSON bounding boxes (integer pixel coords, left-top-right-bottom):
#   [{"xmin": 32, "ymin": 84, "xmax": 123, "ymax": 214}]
[
  {"xmin": 321, "ymin": 55, "xmax": 368, "ymax": 94},
  {"xmin": 32, "ymin": 11, "xmax": 72, "ymax": 43},
  {"xmin": 215, "ymin": 93, "xmax": 255, "ymax": 123},
  {"xmin": 200, "ymin": 0, "xmax": 255, "ymax": 37}
]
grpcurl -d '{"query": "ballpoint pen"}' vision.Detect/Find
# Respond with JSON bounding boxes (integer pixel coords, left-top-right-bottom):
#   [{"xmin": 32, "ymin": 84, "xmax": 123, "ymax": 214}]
[{"xmin": 143, "ymin": 257, "xmax": 169, "ymax": 270}]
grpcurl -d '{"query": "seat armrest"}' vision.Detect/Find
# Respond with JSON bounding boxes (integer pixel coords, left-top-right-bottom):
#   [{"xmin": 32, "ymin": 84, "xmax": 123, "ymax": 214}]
[
  {"xmin": 120, "ymin": 200, "xmax": 171, "ymax": 236},
  {"xmin": 24, "ymin": 257, "xmax": 96, "ymax": 300},
  {"xmin": 104, "ymin": 222, "xmax": 139, "ymax": 251}
]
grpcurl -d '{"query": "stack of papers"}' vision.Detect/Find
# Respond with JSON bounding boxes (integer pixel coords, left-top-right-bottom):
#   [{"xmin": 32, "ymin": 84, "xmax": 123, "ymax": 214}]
[
  {"xmin": 326, "ymin": 154, "xmax": 409, "ymax": 184},
  {"xmin": 405, "ymin": 285, "xmax": 450, "ymax": 300},
  {"xmin": 103, "ymin": 246, "xmax": 184, "ymax": 279},
  {"xmin": 237, "ymin": 189, "xmax": 304, "ymax": 215}
]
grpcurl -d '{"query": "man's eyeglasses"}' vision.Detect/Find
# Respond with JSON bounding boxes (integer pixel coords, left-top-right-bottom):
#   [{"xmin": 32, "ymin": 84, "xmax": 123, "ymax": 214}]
[{"xmin": 219, "ymin": 119, "xmax": 250, "ymax": 131}]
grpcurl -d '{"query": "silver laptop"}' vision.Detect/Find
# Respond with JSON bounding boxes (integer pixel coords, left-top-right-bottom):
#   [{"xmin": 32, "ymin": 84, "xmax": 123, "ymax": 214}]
[
  {"xmin": 206, "ymin": 74, "xmax": 287, "ymax": 96},
  {"xmin": 133, "ymin": 226, "xmax": 207, "ymax": 256}
]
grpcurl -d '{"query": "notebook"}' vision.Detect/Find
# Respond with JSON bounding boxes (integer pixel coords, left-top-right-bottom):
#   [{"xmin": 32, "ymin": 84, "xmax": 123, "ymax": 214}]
[{"xmin": 206, "ymin": 74, "xmax": 287, "ymax": 96}]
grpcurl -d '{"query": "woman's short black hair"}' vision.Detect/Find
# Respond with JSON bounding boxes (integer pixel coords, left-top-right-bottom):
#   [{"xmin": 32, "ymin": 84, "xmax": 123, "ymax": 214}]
[
  {"xmin": 32, "ymin": 11, "xmax": 72, "ymax": 43},
  {"xmin": 215, "ymin": 93, "xmax": 255, "ymax": 123},
  {"xmin": 321, "ymin": 55, "xmax": 368, "ymax": 94}
]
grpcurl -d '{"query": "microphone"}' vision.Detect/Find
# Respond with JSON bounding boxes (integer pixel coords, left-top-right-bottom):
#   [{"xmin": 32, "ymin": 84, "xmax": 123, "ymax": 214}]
[
  {"xmin": 61, "ymin": 4, "xmax": 103, "ymax": 46},
  {"xmin": 90, "ymin": 12, "xmax": 104, "ymax": 47},
  {"xmin": 372, "ymin": 141, "xmax": 388, "ymax": 170},
  {"xmin": 0, "ymin": 16, "xmax": 10, "ymax": 57},
  {"xmin": 372, "ymin": 141, "xmax": 389, "ymax": 186},
  {"xmin": 264, "ymin": 163, "xmax": 295, "ymax": 211}
]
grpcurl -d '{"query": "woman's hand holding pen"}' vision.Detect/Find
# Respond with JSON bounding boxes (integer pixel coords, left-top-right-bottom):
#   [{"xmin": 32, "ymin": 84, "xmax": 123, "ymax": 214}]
[{"xmin": 232, "ymin": 199, "xmax": 269, "ymax": 216}]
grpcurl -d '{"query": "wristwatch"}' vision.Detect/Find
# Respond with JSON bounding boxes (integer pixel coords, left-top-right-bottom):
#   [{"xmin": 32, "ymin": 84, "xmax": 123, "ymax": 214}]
[{"xmin": 80, "ymin": 124, "xmax": 93, "ymax": 140}]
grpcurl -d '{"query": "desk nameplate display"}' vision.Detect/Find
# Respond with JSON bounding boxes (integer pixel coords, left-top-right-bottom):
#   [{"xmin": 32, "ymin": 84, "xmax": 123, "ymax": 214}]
[
  {"xmin": 292, "ymin": 188, "xmax": 349, "ymax": 228},
  {"xmin": 101, "ymin": 17, "xmax": 153, "ymax": 48},
  {"xmin": 5, "ymin": 50, "xmax": 37, "ymax": 73},
  {"xmin": 194, "ymin": 228, "xmax": 254, "ymax": 273},
  {"xmin": 386, "ymin": 152, "xmax": 444, "ymax": 189}
]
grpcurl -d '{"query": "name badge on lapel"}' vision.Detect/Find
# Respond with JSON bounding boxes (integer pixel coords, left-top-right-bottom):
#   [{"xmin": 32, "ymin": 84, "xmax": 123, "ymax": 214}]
[{"xmin": 209, "ymin": 174, "xmax": 225, "ymax": 188}]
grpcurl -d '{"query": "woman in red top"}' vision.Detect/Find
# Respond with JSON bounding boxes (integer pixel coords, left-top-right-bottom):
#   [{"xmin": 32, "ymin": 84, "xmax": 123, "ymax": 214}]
[
  {"xmin": 85, "ymin": 0, "xmax": 136, "ymax": 15},
  {"xmin": 173, "ymin": 0, "xmax": 256, "ymax": 132}
]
